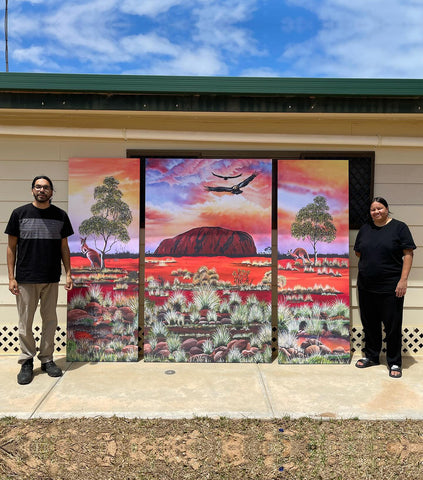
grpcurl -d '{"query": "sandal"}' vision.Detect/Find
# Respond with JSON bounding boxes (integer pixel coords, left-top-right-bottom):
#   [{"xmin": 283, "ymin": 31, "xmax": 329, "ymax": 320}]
[
  {"xmin": 355, "ymin": 358, "xmax": 380, "ymax": 369},
  {"xmin": 389, "ymin": 365, "xmax": 402, "ymax": 378}
]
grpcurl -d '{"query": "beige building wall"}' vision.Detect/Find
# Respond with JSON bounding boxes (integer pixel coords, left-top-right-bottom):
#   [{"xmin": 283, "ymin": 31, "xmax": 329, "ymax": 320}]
[
  {"xmin": 350, "ymin": 149, "xmax": 423, "ymax": 353},
  {"xmin": 1, "ymin": 110, "xmax": 422, "ymax": 355}
]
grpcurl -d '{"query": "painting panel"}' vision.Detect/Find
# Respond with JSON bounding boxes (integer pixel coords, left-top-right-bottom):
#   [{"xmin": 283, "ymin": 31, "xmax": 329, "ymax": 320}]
[
  {"xmin": 277, "ymin": 160, "xmax": 350, "ymax": 364},
  {"xmin": 67, "ymin": 158, "xmax": 140, "ymax": 362},
  {"xmin": 145, "ymin": 158, "xmax": 272, "ymax": 363}
]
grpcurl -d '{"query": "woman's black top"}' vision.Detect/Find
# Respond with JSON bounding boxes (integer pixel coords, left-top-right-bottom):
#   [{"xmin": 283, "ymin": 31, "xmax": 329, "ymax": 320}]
[{"xmin": 354, "ymin": 218, "xmax": 416, "ymax": 293}]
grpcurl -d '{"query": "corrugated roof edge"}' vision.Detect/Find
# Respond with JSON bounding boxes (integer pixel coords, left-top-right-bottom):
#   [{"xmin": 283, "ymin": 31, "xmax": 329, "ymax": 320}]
[{"xmin": 0, "ymin": 73, "xmax": 423, "ymax": 96}]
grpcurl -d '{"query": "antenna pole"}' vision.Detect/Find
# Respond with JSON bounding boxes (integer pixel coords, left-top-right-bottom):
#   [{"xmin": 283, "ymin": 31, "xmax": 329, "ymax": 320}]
[{"xmin": 5, "ymin": 0, "xmax": 9, "ymax": 72}]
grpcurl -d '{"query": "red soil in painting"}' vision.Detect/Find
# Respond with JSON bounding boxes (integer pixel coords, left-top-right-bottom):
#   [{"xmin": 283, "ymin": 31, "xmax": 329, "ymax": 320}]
[
  {"xmin": 71, "ymin": 255, "xmax": 349, "ymax": 303},
  {"xmin": 278, "ymin": 259, "xmax": 349, "ymax": 303},
  {"xmin": 145, "ymin": 256, "xmax": 349, "ymax": 296},
  {"xmin": 145, "ymin": 256, "xmax": 270, "ymax": 284},
  {"xmin": 69, "ymin": 256, "xmax": 140, "ymax": 299},
  {"xmin": 71, "ymin": 256, "xmax": 139, "ymax": 271}
]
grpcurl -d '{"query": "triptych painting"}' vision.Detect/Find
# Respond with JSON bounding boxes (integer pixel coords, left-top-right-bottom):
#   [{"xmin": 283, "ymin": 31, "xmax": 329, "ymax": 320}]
[{"xmin": 66, "ymin": 157, "xmax": 350, "ymax": 364}]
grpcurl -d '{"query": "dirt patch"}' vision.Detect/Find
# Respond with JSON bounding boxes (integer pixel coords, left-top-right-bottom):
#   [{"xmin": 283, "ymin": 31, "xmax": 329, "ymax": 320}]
[{"xmin": 0, "ymin": 417, "xmax": 422, "ymax": 479}]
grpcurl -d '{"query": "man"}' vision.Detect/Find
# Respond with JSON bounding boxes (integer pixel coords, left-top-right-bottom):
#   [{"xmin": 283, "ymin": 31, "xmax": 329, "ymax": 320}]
[{"xmin": 5, "ymin": 175, "xmax": 74, "ymax": 385}]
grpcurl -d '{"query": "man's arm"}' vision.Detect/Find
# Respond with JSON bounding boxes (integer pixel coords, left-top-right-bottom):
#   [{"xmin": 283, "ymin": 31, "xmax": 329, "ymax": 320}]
[
  {"xmin": 61, "ymin": 237, "xmax": 73, "ymax": 291},
  {"xmin": 7, "ymin": 235, "xmax": 19, "ymax": 295}
]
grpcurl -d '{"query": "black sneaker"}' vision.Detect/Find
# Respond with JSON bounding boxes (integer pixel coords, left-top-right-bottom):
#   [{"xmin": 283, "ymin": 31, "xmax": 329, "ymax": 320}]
[
  {"xmin": 17, "ymin": 358, "xmax": 34, "ymax": 385},
  {"xmin": 41, "ymin": 361, "xmax": 62, "ymax": 377}
]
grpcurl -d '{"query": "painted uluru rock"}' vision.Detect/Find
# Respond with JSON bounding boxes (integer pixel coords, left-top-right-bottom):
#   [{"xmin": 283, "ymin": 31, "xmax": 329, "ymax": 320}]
[{"xmin": 154, "ymin": 226, "xmax": 257, "ymax": 256}]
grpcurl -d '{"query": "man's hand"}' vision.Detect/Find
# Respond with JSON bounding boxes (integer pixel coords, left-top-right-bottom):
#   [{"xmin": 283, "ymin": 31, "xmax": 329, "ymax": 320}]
[
  {"xmin": 61, "ymin": 238, "xmax": 73, "ymax": 291},
  {"xmin": 7, "ymin": 236, "xmax": 18, "ymax": 295},
  {"xmin": 9, "ymin": 279, "xmax": 19, "ymax": 295},
  {"xmin": 65, "ymin": 273, "xmax": 73, "ymax": 291}
]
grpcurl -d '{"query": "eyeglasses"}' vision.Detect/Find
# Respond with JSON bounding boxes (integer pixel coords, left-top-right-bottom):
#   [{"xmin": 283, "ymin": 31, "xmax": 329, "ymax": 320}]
[{"xmin": 33, "ymin": 185, "xmax": 52, "ymax": 191}]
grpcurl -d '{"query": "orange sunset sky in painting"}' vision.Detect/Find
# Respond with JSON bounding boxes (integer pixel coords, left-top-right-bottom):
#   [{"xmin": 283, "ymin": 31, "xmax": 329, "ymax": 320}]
[
  {"xmin": 66, "ymin": 158, "xmax": 349, "ymax": 256},
  {"xmin": 68, "ymin": 158, "xmax": 140, "ymax": 254},
  {"xmin": 278, "ymin": 159, "xmax": 349, "ymax": 255},
  {"xmin": 145, "ymin": 158, "xmax": 272, "ymax": 253}
]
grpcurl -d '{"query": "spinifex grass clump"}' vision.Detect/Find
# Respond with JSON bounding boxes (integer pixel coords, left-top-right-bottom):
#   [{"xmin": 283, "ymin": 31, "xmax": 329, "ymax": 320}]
[
  {"xmin": 230, "ymin": 304, "xmax": 250, "ymax": 326},
  {"xmin": 68, "ymin": 293, "xmax": 87, "ymax": 310},
  {"xmin": 212, "ymin": 325, "xmax": 231, "ymax": 347},
  {"xmin": 193, "ymin": 286, "xmax": 221, "ymax": 311},
  {"xmin": 257, "ymin": 323, "xmax": 272, "ymax": 346},
  {"xmin": 327, "ymin": 299, "xmax": 350, "ymax": 318},
  {"xmin": 248, "ymin": 304, "xmax": 265, "ymax": 324},
  {"xmin": 150, "ymin": 321, "xmax": 168, "ymax": 338},
  {"xmin": 278, "ymin": 330, "xmax": 298, "ymax": 350},
  {"xmin": 202, "ymin": 339, "xmax": 214, "ymax": 355},
  {"xmin": 168, "ymin": 291, "xmax": 187, "ymax": 312},
  {"xmin": 165, "ymin": 333, "xmax": 181, "ymax": 353},
  {"xmin": 228, "ymin": 292, "xmax": 242, "ymax": 309},
  {"xmin": 227, "ymin": 348, "xmax": 243, "ymax": 362},
  {"xmin": 164, "ymin": 310, "xmax": 184, "ymax": 326},
  {"xmin": 173, "ymin": 349, "xmax": 188, "ymax": 362},
  {"xmin": 207, "ymin": 310, "xmax": 218, "ymax": 322},
  {"xmin": 85, "ymin": 284, "xmax": 103, "ymax": 304}
]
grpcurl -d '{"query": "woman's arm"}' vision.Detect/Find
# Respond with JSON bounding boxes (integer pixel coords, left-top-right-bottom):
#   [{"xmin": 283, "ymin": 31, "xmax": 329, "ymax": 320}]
[{"xmin": 395, "ymin": 249, "xmax": 414, "ymax": 297}]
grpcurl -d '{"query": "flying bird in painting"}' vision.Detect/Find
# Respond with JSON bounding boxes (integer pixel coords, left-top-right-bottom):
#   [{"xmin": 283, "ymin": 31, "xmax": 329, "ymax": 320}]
[
  {"xmin": 212, "ymin": 172, "xmax": 242, "ymax": 181},
  {"xmin": 205, "ymin": 172, "xmax": 258, "ymax": 195}
]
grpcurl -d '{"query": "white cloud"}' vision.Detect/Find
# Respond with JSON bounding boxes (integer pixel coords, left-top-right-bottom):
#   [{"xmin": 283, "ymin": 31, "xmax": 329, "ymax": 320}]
[
  {"xmin": 280, "ymin": 0, "xmax": 423, "ymax": 77},
  {"xmin": 120, "ymin": 34, "xmax": 179, "ymax": 57},
  {"xmin": 7, "ymin": 0, "xmax": 264, "ymax": 74},
  {"xmin": 12, "ymin": 45, "xmax": 58, "ymax": 69},
  {"xmin": 15, "ymin": 0, "xmax": 46, "ymax": 4},
  {"xmin": 7, "ymin": 0, "xmax": 423, "ymax": 77},
  {"xmin": 7, "ymin": 0, "xmax": 239, "ymax": 73},
  {"xmin": 192, "ymin": 0, "xmax": 260, "ymax": 53},
  {"xmin": 121, "ymin": 0, "xmax": 184, "ymax": 17},
  {"xmin": 157, "ymin": 47, "xmax": 227, "ymax": 76},
  {"xmin": 127, "ymin": 47, "xmax": 227, "ymax": 76},
  {"xmin": 42, "ymin": 0, "xmax": 119, "ymax": 52},
  {"xmin": 8, "ymin": 10, "xmax": 43, "ymax": 42},
  {"xmin": 240, "ymin": 67, "xmax": 280, "ymax": 77}
]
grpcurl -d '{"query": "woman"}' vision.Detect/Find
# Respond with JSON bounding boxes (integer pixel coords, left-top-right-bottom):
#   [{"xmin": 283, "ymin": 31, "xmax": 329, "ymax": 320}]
[{"xmin": 354, "ymin": 197, "xmax": 416, "ymax": 378}]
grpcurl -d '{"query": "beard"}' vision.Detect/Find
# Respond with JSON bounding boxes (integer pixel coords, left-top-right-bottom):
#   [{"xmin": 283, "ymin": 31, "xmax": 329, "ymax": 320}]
[{"xmin": 34, "ymin": 193, "xmax": 51, "ymax": 203}]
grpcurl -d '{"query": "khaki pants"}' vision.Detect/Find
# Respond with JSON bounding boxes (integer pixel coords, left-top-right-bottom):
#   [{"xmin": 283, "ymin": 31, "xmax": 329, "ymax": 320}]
[{"xmin": 16, "ymin": 283, "xmax": 59, "ymax": 365}]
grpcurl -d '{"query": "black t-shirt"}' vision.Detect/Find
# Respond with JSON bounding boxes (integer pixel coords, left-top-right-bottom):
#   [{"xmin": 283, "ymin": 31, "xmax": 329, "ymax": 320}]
[
  {"xmin": 5, "ymin": 203, "xmax": 74, "ymax": 283},
  {"xmin": 354, "ymin": 218, "xmax": 416, "ymax": 293}
]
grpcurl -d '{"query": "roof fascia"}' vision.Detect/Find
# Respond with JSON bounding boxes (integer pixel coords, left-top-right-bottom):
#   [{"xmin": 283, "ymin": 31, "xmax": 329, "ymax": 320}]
[{"xmin": 1, "ymin": 73, "xmax": 423, "ymax": 96}]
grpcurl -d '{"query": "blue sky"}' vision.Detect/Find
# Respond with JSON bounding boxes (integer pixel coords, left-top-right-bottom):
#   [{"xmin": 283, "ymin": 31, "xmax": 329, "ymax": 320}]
[{"xmin": 3, "ymin": 0, "xmax": 423, "ymax": 77}]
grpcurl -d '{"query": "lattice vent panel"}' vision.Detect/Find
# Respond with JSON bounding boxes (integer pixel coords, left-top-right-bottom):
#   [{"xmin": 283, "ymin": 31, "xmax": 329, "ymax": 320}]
[
  {"xmin": 351, "ymin": 327, "xmax": 423, "ymax": 356},
  {"xmin": 1, "ymin": 325, "xmax": 422, "ymax": 356}
]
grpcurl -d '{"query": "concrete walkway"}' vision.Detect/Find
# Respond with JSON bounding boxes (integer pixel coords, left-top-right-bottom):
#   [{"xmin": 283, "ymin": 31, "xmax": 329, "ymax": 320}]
[{"xmin": 1, "ymin": 355, "xmax": 422, "ymax": 420}]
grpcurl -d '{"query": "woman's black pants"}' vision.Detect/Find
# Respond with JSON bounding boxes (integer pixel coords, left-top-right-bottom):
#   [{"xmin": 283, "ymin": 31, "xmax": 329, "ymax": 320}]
[{"xmin": 357, "ymin": 288, "xmax": 404, "ymax": 367}]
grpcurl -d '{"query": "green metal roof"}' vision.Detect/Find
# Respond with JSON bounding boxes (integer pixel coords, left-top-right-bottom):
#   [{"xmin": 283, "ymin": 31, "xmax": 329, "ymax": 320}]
[
  {"xmin": 1, "ymin": 72, "xmax": 423, "ymax": 96},
  {"xmin": 0, "ymin": 73, "xmax": 422, "ymax": 113}
]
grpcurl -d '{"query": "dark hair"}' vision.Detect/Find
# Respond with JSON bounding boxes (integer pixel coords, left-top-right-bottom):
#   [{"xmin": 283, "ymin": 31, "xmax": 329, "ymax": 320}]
[
  {"xmin": 370, "ymin": 197, "xmax": 389, "ymax": 210},
  {"xmin": 371, "ymin": 196, "xmax": 389, "ymax": 210},
  {"xmin": 32, "ymin": 175, "xmax": 54, "ymax": 191}
]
